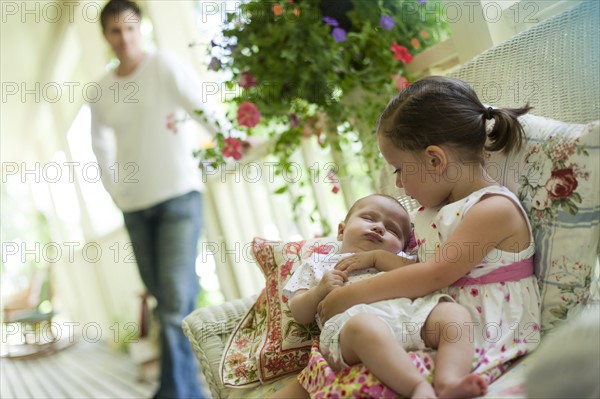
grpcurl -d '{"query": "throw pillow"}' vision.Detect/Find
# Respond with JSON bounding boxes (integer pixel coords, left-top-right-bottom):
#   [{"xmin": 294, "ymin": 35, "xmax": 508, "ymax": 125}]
[
  {"xmin": 219, "ymin": 237, "xmax": 340, "ymax": 386},
  {"xmin": 485, "ymin": 115, "xmax": 599, "ymax": 331}
]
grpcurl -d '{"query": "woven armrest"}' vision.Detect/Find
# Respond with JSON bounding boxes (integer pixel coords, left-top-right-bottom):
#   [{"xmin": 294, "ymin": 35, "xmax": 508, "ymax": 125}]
[{"xmin": 183, "ymin": 296, "xmax": 256, "ymax": 399}]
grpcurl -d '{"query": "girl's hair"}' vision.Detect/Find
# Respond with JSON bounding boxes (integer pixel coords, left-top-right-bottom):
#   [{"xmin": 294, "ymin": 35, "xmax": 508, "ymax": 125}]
[
  {"xmin": 377, "ymin": 76, "xmax": 532, "ymax": 162},
  {"xmin": 100, "ymin": 0, "xmax": 142, "ymax": 32}
]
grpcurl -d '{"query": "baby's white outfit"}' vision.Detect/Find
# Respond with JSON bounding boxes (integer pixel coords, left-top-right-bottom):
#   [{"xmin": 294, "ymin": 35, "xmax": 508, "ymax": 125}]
[{"xmin": 283, "ymin": 252, "xmax": 451, "ymax": 370}]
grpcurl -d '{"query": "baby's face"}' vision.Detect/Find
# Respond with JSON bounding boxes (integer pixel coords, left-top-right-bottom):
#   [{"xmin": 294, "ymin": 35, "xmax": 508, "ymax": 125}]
[{"xmin": 339, "ymin": 196, "xmax": 410, "ymax": 254}]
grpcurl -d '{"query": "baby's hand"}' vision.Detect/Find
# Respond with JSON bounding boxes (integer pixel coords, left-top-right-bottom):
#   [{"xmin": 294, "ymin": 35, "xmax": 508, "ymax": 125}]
[
  {"xmin": 335, "ymin": 251, "xmax": 377, "ymax": 272},
  {"xmin": 316, "ymin": 270, "xmax": 347, "ymax": 298}
]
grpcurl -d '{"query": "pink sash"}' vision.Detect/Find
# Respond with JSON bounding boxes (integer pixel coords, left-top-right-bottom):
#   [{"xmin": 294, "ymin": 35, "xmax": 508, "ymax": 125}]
[{"xmin": 452, "ymin": 257, "xmax": 535, "ymax": 286}]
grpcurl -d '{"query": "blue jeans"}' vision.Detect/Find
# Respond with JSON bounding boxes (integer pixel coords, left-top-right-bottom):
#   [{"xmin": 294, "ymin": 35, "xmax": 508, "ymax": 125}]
[{"xmin": 123, "ymin": 191, "xmax": 205, "ymax": 399}]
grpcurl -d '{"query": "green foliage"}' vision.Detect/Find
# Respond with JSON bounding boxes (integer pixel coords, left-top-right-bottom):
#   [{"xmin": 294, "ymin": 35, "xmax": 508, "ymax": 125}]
[{"xmin": 198, "ymin": 0, "xmax": 449, "ymax": 168}]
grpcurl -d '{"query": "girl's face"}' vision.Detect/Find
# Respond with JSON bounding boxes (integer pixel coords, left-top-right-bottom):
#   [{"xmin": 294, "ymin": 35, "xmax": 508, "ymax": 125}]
[{"xmin": 378, "ymin": 134, "xmax": 452, "ymax": 208}]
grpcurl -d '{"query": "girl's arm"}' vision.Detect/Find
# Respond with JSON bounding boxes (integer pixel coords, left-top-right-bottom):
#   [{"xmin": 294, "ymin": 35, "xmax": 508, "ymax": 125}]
[
  {"xmin": 318, "ymin": 195, "xmax": 529, "ymax": 322},
  {"xmin": 289, "ymin": 270, "xmax": 347, "ymax": 325}
]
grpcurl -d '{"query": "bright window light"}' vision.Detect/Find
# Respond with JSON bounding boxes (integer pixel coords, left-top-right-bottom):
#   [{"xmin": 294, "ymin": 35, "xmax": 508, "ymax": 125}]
[{"xmin": 66, "ymin": 105, "xmax": 123, "ymax": 238}]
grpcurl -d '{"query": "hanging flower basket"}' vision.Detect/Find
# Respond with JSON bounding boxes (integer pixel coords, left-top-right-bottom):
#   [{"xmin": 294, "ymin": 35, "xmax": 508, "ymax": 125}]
[{"xmin": 196, "ymin": 0, "xmax": 449, "ymax": 170}]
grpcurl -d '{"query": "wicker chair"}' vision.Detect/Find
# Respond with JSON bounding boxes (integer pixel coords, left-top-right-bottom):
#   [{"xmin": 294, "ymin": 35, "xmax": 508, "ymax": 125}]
[{"xmin": 183, "ymin": 2, "xmax": 599, "ymax": 397}]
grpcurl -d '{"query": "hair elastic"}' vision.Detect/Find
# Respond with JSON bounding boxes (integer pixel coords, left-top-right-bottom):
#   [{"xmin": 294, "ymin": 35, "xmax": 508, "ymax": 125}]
[{"xmin": 485, "ymin": 107, "xmax": 494, "ymax": 120}]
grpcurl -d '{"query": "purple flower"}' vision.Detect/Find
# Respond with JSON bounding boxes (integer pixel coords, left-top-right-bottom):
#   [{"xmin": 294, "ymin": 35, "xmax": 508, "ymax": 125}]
[
  {"xmin": 331, "ymin": 27, "xmax": 347, "ymax": 42},
  {"xmin": 208, "ymin": 57, "xmax": 221, "ymax": 71},
  {"xmin": 322, "ymin": 16, "xmax": 339, "ymax": 27},
  {"xmin": 380, "ymin": 16, "xmax": 395, "ymax": 30},
  {"xmin": 419, "ymin": 0, "xmax": 427, "ymax": 3}
]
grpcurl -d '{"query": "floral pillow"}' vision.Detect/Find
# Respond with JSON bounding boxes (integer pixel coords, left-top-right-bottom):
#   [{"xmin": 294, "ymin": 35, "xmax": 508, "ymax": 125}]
[
  {"xmin": 220, "ymin": 237, "xmax": 340, "ymax": 386},
  {"xmin": 485, "ymin": 115, "xmax": 599, "ymax": 331}
]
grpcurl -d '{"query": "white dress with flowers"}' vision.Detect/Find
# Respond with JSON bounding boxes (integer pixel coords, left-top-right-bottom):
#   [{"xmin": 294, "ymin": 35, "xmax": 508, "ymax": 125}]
[{"xmin": 414, "ymin": 185, "xmax": 541, "ymax": 376}]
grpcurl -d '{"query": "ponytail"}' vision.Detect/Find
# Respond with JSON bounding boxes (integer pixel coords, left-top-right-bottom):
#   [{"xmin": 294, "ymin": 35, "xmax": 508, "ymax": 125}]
[
  {"xmin": 485, "ymin": 104, "xmax": 533, "ymax": 154},
  {"xmin": 377, "ymin": 76, "xmax": 533, "ymax": 162}
]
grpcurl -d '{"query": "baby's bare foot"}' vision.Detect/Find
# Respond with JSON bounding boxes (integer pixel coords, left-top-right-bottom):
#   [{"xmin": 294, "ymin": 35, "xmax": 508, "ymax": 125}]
[
  {"xmin": 437, "ymin": 374, "xmax": 487, "ymax": 399},
  {"xmin": 411, "ymin": 380, "xmax": 437, "ymax": 399}
]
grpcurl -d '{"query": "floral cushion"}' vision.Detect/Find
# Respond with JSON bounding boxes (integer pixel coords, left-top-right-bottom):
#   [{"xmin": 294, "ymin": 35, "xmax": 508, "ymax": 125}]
[
  {"xmin": 220, "ymin": 237, "xmax": 339, "ymax": 386},
  {"xmin": 486, "ymin": 115, "xmax": 599, "ymax": 331}
]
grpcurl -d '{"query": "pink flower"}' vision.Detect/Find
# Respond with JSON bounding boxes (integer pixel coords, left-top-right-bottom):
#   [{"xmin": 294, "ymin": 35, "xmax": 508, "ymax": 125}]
[
  {"xmin": 222, "ymin": 137, "xmax": 244, "ymax": 160},
  {"xmin": 165, "ymin": 112, "xmax": 178, "ymax": 133},
  {"xmin": 239, "ymin": 71, "xmax": 257, "ymax": 89},
  {"xmin": 391, "ymin": 74, "xmax": 410, "ymax": 90},
  {"xmin": 390, "ymin": 42, "xmax": 414, "ymax": 64},
  {"xmin": 545, "ymin": 168, "xmax": 578, "ymax": 199},
  {"xmin": 234, "ymin": 335, "xmax": 250, "ymax": 349},
  {"xmin": 237, "ymin": 101, "xmax": 261, "ymax": 128},
  {"xmin": 280, "ymin": 259, "xmax": 294, "ymax": 281},
  {"xmin": 305, "ymin": 244, "xmax": 334, "ymax": 257}
]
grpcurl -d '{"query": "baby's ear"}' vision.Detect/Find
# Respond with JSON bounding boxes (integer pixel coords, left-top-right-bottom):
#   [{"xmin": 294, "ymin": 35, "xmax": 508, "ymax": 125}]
[{"xmin": 337, "ymin": 222, "xmax": 345, "ymax": 241}]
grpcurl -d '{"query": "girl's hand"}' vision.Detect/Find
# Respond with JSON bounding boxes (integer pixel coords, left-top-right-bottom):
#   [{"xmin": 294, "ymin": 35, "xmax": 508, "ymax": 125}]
[
  {"xmin": 317, "ymin": 286, "xmax": 353, "ymax": 324},
  {"xmin": 316, "ymin": 270, "xmax": 347, "ymax": 299},
  {"xmin": 335, "ymin": 251, "xmax": 378, "ymax": 272}
]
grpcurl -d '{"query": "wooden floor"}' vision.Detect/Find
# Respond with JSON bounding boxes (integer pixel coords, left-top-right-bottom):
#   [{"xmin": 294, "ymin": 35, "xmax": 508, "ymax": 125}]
[{"xmin": 1, "ymin": 340, "xmax": 159, "ymax": 399}]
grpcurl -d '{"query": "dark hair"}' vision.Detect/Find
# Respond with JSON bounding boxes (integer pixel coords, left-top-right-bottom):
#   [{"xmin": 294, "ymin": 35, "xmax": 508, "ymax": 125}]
[
  {"xmin": 100, "ymin": 0, "xmax": 141, "ymax": 32},
  {"xmin": 377, "ymin": 76, "xmax": 532, "ymax": 162}
]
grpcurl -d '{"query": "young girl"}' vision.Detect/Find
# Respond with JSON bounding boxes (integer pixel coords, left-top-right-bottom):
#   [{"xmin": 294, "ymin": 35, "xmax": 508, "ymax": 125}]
[
  {"xmin": 313, "ymin": 76, "xmax": 541, "ymax": 396},
  {"xmin": 272, "ymin": 194, "xmax": 487, "ymax": 399}
]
